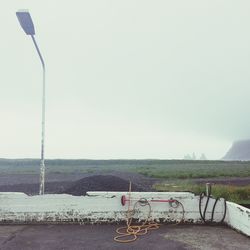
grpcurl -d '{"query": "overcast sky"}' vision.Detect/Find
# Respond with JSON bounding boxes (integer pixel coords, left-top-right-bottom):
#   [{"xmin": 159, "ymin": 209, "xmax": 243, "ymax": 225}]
[{"xmin": 0, "ymin": 1, "xmax": 249, "ymax": 159}]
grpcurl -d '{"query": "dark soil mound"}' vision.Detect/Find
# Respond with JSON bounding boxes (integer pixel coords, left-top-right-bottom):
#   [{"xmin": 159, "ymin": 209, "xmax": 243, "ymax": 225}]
[{"xmin": 61, "ymin": 175, "xmax": 145, "ymax": 195}]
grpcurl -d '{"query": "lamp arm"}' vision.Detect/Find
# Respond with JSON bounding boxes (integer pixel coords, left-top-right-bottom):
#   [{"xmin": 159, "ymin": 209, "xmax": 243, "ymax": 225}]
[{"xmin": 31, "ymin": 35, "xmax": 45, "ymax": 69}]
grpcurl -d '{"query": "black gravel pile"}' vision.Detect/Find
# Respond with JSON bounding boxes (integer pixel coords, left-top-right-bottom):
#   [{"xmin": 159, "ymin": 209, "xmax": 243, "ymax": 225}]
[{"xmin": 61, "ymin": 175, "xmax": 145, "ymax": 195}]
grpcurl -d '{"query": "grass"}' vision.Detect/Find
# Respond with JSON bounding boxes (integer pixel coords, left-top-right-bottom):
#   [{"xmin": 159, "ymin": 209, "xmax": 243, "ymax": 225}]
[
  {"xmin": 133, "ymin": 160, "xmax": 250, "ymax": 179},
  {"xmin": 153, "ymin": 181, "xmax": 250, "ymax": 204},
  {"xmin": 0, "ymin": 159, "xmax": 250, "ymax": 178}
]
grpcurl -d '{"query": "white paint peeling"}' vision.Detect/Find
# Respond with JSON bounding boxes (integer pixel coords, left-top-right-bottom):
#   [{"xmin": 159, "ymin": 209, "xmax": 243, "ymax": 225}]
[{"xmin": 0, "ymin": 192, "xmax": 249, "ymax": 237}]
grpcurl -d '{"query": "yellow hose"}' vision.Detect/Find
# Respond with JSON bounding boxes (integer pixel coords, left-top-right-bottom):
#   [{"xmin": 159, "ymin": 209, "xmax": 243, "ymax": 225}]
[{"xmin": 114, "ymin": 181, "xmax": 161, "ymax": 243}]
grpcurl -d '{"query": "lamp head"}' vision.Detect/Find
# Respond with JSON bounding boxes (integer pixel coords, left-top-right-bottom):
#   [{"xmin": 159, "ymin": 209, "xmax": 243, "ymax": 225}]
[{"xmin": 16, "ymin": 10, "xmax": 35, "ymax": 35}]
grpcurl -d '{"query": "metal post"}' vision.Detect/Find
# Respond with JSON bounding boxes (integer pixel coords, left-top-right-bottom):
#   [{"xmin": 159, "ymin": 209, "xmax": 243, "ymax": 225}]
[
  {"xmin": 31, "ymin": 35, "xmax": 46, "ymax": 195},
  {"xmin": 206, "ymin": 183, "xmax": 211, "ymax": 196}
]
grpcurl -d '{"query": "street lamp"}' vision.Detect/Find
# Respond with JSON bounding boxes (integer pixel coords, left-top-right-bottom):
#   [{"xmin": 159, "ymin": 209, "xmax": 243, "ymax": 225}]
[{"xmin": 16, "ymin": 10, "xmax": 46, "ymax": 195}]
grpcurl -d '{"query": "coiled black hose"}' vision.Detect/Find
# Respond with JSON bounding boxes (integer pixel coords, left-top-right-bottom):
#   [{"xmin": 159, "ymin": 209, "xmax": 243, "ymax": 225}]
[{"xmin": 199, "ymin": 190, "xmax": 227, "ymax": 224}]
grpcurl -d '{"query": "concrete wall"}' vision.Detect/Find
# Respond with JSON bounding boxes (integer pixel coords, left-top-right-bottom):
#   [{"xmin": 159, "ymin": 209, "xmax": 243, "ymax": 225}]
[
  {"xmin": 225, "ymin": 201, "xmax": 250, "ymax": 236},
  {"xmin": 0, "ymin": 191, "xmax": 249, "ymax": 236},
  {"xmin": 0, "ymin": 191, "xmax": 226, "ymax": 223}
]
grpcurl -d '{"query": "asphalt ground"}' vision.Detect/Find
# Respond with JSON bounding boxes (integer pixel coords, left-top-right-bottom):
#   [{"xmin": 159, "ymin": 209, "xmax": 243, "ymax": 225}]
[{"xmin": 0, "ymin": 224, "xmax": 249, "ymax": 250}]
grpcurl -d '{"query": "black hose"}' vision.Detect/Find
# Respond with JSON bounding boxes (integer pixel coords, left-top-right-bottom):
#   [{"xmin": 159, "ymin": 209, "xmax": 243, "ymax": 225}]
[
  {"xmin": 199, "ymin": 192, "xmax": 206, "ymax": 222},
  {"xmin": 210, "ymin": 197, "xmax": 219, "ymax": 222},
  {"xmin": 199, "ymin": 192, "xmax": 227, "ymax": 224},
  {"xmin": 220, "ymin": 198, "xmax": 227, "ymax": 223}
]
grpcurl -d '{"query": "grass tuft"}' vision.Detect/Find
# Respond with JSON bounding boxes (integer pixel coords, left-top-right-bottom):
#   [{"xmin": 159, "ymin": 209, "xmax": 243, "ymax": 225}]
[{"xmin": 153, "ymin": 182, "xmax": 250, "ymax": 204}]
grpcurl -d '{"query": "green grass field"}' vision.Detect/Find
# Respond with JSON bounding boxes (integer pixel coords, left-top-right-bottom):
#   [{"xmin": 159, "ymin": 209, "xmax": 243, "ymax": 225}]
[
  {"xmin": 0, "ymin": 159, "xmax": 250, "ymax": 178},
  {"xmin": 132, "ymin": 160, "xmax": 250, "ymax": 179}
]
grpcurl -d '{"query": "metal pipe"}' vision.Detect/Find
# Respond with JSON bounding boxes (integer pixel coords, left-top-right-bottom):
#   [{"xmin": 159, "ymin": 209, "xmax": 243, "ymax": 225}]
[
  {"xmin": 206, "ymin": 183, "xmax": 211, "ymax": 196},
  {"xmin": 121, "ymin": 195, "xmax": 177, "ymax": 206},
  {"xmin": 31, "ymin": 35, "xmax": 46, "ymax": 195}
]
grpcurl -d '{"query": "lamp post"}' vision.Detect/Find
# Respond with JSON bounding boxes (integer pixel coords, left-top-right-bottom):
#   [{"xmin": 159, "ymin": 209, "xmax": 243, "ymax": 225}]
[{"xmin": 16, "ymin": 10, "xmax": 46, "ymax": 195}]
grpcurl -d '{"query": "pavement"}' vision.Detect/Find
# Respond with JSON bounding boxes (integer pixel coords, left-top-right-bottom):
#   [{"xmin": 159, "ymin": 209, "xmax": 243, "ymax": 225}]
[{"xmin": 0, "ymin": 224, "xmax": 249, "ymax": 250}]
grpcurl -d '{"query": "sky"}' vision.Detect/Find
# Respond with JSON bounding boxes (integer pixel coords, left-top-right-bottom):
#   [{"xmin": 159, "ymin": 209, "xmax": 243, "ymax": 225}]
[{"xmin": 0, "ymin": 0, "xmax": 250, "ymax": 160}]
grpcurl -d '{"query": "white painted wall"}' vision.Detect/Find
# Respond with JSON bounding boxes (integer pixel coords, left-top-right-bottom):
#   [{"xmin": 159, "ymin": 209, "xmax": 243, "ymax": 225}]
[
  {"xmin": 0, "ymin": 191, "xmax": 249, "ymax": 236},
  {"xmin": 0, "ymin": 191, "xmax": 226, "ymax": 223},
  {"xmin": 225, "ymin": 202, "xmax": 250, "ymax": 236}
]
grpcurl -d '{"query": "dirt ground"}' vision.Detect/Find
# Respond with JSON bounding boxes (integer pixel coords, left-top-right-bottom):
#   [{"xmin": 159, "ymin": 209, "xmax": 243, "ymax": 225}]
[
  {"xmin": 0, "ymin": 171, "xmax": 157, "ymax": 195},
  {"xmin": 0, "ymin": 171, "xmax": 249, "ymax": 195}
]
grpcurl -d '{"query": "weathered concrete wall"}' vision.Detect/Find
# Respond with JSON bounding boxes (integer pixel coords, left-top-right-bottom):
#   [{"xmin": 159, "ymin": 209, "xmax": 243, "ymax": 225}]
[
  {"xmin": 225, "ymin": 202, "xmax": 250, "ymax": 237},
  {"xmin": 0, "ymin": 191, "xmax": 226, "ymax": 224},
  {"xmin": 1, "ymin": 192, "xmax": 249, "ymax": 236}
]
